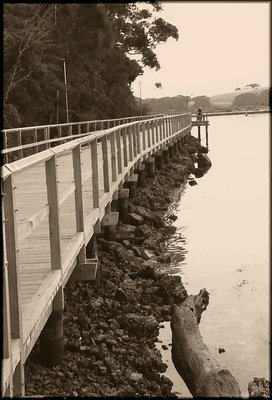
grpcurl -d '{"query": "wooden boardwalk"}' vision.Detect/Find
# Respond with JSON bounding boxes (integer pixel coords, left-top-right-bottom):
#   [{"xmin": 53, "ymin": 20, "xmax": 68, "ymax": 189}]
[{"xmin": 2, "ymin": 114, "xmax": 192, "ymax": 396}]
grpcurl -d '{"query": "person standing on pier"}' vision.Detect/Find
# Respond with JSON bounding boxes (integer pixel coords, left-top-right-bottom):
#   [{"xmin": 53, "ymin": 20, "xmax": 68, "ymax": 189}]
[{"xmin": 197, "ymin": 107, "xmax": 203, "ymax": 121}]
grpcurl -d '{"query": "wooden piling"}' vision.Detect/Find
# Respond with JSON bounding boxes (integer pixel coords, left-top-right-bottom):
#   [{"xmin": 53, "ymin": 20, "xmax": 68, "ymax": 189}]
[
  {"xmin": 101, "ymin": 212, "xmax": 119, "ymax": 241},
  {"xmin": 168, "ymin": 143, "xmax": 174, "ymax": 158},
  {"xmin": 136, "ymin": 164, "xmax": 146, "ymax": 187},
  {"xmin": 155, "ymin": 151, "xmax": 163, "ymax": 170},
  {"xmin": 162, "ymin": 146, "xmax": 170, "ymax": 164},
  {"xmin": 118, "ymin": 189, "xmax": 129, "ymax": 221},
  {"xmin": 144, "ymin": 156, "xmax": 155, "ymax": 178},
  {"xmin": 205, "ymin": 124, "xmax": 209, "ymax": 149},
  {"xmin": 39, "ymin": 287, "xmax": 64, "ymax": 367},
  {"xmin": 123, "ymin": 174, "xmax": 138, "ymax": 198}
]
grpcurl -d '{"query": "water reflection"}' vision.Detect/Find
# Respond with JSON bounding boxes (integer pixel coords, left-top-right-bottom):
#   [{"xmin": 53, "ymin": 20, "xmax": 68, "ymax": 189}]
[{"xmin": 160, "ymin": 114, "xmax": 270, "ymax": 398}]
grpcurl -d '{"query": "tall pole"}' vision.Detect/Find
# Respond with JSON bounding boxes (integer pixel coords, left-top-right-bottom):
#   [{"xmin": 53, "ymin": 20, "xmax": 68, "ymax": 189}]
[
  {"xmin": 139, "ymin": 82, "xmax": 142, "ymax": 116},
  {"xmin": 63, "ymin": 58, "xmax": 69, "ymax": 123}
]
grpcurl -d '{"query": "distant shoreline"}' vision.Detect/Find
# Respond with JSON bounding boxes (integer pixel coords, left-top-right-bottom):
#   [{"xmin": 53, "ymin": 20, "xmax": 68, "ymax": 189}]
[{"xmin": 192, "ymin": 109, "xmax": 270, "ymax": 117}]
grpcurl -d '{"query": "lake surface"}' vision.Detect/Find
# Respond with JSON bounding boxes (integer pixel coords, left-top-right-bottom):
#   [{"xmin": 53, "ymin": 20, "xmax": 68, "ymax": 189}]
[{"xmin": 158, "ymin": 113, "xmax": 270, "ymax": 398}]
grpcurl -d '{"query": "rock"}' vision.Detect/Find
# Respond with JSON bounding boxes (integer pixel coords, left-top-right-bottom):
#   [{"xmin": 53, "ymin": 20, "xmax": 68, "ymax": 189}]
[
  {"xmin": 189, "ymin": 179, "xmax": 197, "ymax": 186},
  {"xmin": 115, "ymin": 288, "xmax": 128, "ymax": 303},
  {"xmin": 129, "ymin": 372, "xmax": 144, "ymax": 383},
  {"xmin": 169, "ymin": 214, "xmax": 178, "ymax": 221},
  {"xmin": 135, "ymin": 224, "xmax": 152, "ymax": 238},
  {"xmin": 162, "ymin": 345, "xmax": 168, "ymax": 350},
  {"xmin": 198, "ymin": 153, "xmax": 212, "ymax": 169},
  {"xmin": 161, "ymin": 305, "xmax": 171, "ymax": 315},
  {"xmin": 116, "ymin": 224, "xmax": 137, "ymax": 240},
  {"xmin": 127, "ymin": 213, "xmax": 144, "ymax": 226},
  {"xmin": 120, "ymin": 314, "xmax": 159, "ymax": 338},
  {"xmin": 248, "ymin": 378, "xmax": 270, "ymax": 398},
  {"xmin": 199, "ymin": 145, "xmax": 209, "ymax": 153},
  {"xmin": 130, "ymin": 204, "xmax": 164, "ymax": 228},
  {"xmin": 193, "ymin": 167, "xmax": 205, "ymax": 178},
  {"xmin": 187, "ymin": 146, "xmax": 198, "ymax": 154}
]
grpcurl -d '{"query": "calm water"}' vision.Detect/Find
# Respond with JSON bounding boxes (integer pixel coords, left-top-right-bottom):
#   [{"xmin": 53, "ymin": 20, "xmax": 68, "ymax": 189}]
[{"xmin": 158, "ymin": 113, "xmax": 270, "ymax": 398}]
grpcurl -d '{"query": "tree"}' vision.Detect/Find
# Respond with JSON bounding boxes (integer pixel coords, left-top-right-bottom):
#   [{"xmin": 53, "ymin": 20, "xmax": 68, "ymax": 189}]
[
  {"xmin": 3, "ymin": 3, "xmax": 179, "ymax": 128},
  {"xmin": 4, "ymin": 4, "xmax": 55, "ymax": 127},
  {"xmin": 100, "ymin": 3, "xmax": 179, "ymax": 70}
]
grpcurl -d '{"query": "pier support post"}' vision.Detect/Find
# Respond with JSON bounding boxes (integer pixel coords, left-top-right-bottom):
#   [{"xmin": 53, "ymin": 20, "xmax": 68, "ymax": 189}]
[
  {"xmin": 173, "ymin": 141, "xmax": 179, "ymax": 155},
  {"xmin": 39, "ymin": 287, "xmax": 64, "ymax": 367},
  {"xmin": 155, "ymin": 151, "xmax": 163, "ymax": 170},
  {"xmin": 118, "ymin": 189, "xmax": 129, "ymax": 221},
  {"xmin": 101, "ymin": 212, "xmax": 119, "ymax": 241},
  {"xmin": 123, "ymin": 174, "xmax": 138, "ymax": 198},
  {"xmin": 162, "ymin": 146, "xmax": 170, "ymax": 164},
  {"xmin": 111, "ymin": 190, "xmax": 119, "ymax": 212},
  {"xmin": 198, "ymin": 126, "xmax": 201, "ymax": 142},
  {"xmin": 168, "ymin": 143, "xmax": 174, "ymax": 158},
  {"xmin": 136, "ymin": 164, "xmax": 146, "ymax": 187},
  {"xmin": 144, "ymin": 156, "xmax": 155, "ymax": 178},
  {"xmin": 205, "ymin": 125, "xmax": 209, "ymax": 149}
]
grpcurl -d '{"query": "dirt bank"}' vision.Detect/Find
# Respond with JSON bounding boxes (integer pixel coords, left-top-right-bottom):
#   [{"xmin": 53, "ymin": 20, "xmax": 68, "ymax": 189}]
[{"xmin": 25, "ymin": 136, "xmax": 208, "ymax": 397}]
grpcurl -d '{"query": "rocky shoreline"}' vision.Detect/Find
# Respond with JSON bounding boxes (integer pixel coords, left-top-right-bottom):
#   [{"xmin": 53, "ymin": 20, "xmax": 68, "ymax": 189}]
[{"xmin": 25, "ymin": 135, "xmax": 209, "ymax": 397}]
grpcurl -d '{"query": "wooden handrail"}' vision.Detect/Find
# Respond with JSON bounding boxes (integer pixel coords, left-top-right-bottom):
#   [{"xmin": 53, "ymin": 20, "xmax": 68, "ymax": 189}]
[{"xmin": 1, "ymin": 113, "xmax": 183, "ymax": 164}]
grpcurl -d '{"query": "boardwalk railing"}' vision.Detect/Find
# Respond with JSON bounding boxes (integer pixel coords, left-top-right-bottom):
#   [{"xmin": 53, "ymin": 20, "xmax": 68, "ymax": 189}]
[
  {"xmin": 1, "ymin": 114, "xmax": 164, "ymax": 164},
  {"xmin": 2, "ymin": 113, "xmax": 191, "ymax": 397}
]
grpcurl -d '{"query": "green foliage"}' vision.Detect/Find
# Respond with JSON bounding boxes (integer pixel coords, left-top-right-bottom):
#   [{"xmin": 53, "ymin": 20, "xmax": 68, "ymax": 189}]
[
  {"xmin": 4, "ymin": 3, "xmax": 179, "ymax": 128},
  {"xmin": 143, "ymin": 95, "xmax": 188, "ymax": 114},
  {"xmin": 233, "ymin": 89, "xmax": 270, "ymax": 108},
  {"xmin": 191, "ymin": 96, "xmax": 211, "ymax": 111}
]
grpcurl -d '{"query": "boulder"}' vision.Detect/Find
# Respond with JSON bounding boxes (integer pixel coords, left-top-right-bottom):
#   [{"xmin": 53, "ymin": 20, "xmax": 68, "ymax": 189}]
[
  {"xmin": 127, "ymin": 213, "xmax": 144, "ymax": 226},
  {"xmin": 198, "ymin": 153, "xmax": 212, "ymax": 169},
  {"xmin": 116, "ymin": 224, "xmax": 137, "ymax": 240}
]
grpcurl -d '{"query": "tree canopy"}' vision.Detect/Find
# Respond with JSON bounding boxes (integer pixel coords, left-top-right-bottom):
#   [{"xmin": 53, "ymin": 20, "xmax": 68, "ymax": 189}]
[{"xmin": 3, "ymin": 3, "xmax": 179, "ymax": 128}]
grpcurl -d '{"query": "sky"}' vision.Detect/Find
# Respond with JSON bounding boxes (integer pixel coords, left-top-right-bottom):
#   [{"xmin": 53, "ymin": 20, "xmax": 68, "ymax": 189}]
[{"xmin": 131, "ymin": 1, "xmax": 270, "ymax": 99}]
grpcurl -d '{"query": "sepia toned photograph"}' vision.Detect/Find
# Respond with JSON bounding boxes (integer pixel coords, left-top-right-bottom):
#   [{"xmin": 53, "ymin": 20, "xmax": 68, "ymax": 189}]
[{"xmin": 2, "ymin": 1, "xmax": 270, "ymax": 398}]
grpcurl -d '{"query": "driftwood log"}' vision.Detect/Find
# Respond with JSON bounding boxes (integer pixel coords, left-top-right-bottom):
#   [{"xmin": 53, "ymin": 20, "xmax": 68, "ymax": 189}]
[{"xmin": 171, "ymin": 289, "xmax": 241, "ymax": 397}]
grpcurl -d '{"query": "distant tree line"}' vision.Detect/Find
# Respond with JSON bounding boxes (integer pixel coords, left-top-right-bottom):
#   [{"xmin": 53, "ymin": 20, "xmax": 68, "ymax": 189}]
[
  {"xmin": 3, "ymin": 3, "xmax": 179, "ymax": 128},
  {"xmin": 144, "ymin": 89, "xmax": 270, "ymax": 114}
]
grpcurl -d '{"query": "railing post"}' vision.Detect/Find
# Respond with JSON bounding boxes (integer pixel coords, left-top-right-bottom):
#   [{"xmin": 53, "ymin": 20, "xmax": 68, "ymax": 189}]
[
  {"xmin": 17, "ymin": 130, "xmax": 23, "ymax": 159},
  {"xmin": 128, "ymin": 125, "xmax": 133, "ymax": 161},
  {"xmin": 133, "ymin": 124, "xmax": 137, "ymax": 157},
  {"xmin": 3, "ymin": 174, "xmax": 25, "ymax": 396},
  {"xmin": 72, "ymin": 144, "xmax": 84, "ymax": 233},
  {"xmin": 151, "ymin": 120, "xmax": 155, "ymax": 145},
  {"xmin": 142, "ymin": 122, "xmax": 146, "ymax": 151},
  {"xmin": 102, "ymin": 134, "xmax": 110, "ymax": 192},
  {"xmin": 122, "ymin": 126, "xmax": 128, "ymax": 167},
  {"xmin": 155, "ymin": 119, "xmax": 159, "ymax": 143},
  {"xmin": 159, "ymin": 119, "xmax": 163, "ymax": 142},
  {"xmin": 110, "ymin": 131, "xmax": 117, "ymax": 182},
  {"xmin": 34, "ymin": 129, "xmax": 39, "ymax": 153},
  {"xmin": 3, "ymin": 132, "xmax": 8, "ymax": 164},
  {"xmin": 147, "ymin": 121, "xmax": 151, "ymax": 148},
  {"xmin": 45, "ymin": 155, "xmax": 61, "ymax": 270},
  {"xmin": 116, "ymin": 128, "xmax": 122, "ymax": 174},
  {"xmin": 136, "ymin": 123, "xmax": 141, "ymax": 154},
  {"xmin": 90, "ymin": 139, "xmax": 99, "ymax": 208},
  {"xmin": 45, "ymin": 127, "xmax": 50, "ymax": 149},
  {"xmin": 77, "ymin": 124, "xmax": 82, "ymax": 135},
  {"xmin": 40, "ymin": 154, "xmax": 63, "ymax": 366}
]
